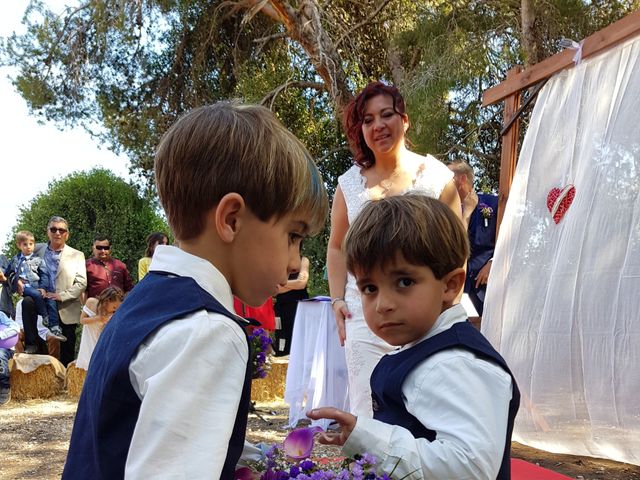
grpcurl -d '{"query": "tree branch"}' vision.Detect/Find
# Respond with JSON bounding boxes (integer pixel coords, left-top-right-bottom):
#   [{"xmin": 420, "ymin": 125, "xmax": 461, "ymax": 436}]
[
  {"xmin": 316, "ymin": 145, "xmax": 350, "ymax": 163},
  {"xmin": 260, "ymin": 80, "xmax": 326, "ymax": 108},
  {"xmin": 253, "ymin": 31, "xmax": 288, "ymax": 45},
  {"xmin": 335, "ymin": 0, "xmax": 393, "ymax": 48}
]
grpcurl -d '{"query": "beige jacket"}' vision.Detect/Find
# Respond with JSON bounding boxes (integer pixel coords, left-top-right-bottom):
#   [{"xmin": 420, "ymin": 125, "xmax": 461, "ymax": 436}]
[{"xmin": 35, "ymin": 243, "xmax": 87, "ymax": 325}]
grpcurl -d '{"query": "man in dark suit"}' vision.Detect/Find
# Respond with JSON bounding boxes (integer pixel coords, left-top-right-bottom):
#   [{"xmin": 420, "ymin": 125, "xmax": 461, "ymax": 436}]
[{"xmin": 448, "ymin": 161, "xmax": 498, "ymax": 316}]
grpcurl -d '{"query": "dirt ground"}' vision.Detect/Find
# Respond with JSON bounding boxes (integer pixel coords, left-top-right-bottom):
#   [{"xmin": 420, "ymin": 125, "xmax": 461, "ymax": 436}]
[{"xmin": 1, "ymin": 396, "xmax": 639, "ymax": 480}]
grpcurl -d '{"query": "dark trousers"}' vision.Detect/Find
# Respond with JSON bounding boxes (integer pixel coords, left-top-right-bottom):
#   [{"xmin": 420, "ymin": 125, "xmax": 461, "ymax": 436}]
[
  {"xmin": 22, "ymin": 286, "xmax": 60, "ymax": 328},
  {"xmin": 273, "ymin": 301, "xmax": 299, "ymax": 356},
  {"xmin": 59, "ymin": 322, "xmax": 77, "ymax": 366},
  {"xmin": 22, "ymin": 296, "xmax": 74, "ymax": 365},
  {"xmin": 0, "ymin": 348, "xmax": 12, "ymax": 389},
  {"xmin": 21, "ymin": 296, "xmax": 42, "ymax": 348}
]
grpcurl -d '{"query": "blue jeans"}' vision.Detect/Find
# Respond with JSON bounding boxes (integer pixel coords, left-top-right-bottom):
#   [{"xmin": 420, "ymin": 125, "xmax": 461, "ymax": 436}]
[
  {"xmin": 0, "ymin": 348, "xmax": 12, "ymax": 389},
  {"xmin": 23, "ymin": 286, "xmax": 60, "ymax": 328}
]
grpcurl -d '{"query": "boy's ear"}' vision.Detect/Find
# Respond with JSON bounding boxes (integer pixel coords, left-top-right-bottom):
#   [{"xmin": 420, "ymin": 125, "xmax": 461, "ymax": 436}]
[
  {"xmin": 442, "ymin": 267, "xmax": 466, "ymax": 303},
  {"xmin": 213, "ymin": 193, "xmax": 246, "ymax": 243}
]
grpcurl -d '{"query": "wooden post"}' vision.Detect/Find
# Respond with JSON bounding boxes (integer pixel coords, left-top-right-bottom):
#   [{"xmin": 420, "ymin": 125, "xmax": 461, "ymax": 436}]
[{"xmin": 496, "ymin": 66, "xmax": 522, "ymax": 240}]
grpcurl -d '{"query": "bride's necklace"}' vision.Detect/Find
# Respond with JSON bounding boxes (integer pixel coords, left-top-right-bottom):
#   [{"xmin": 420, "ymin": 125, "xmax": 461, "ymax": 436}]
[
  {"xmin": 379, "ymin": 163, "xmax": 424, "ymax": 194},
  {"xmin": 380, "ymin": 170, "xmax": 403, "ymax": 194}
]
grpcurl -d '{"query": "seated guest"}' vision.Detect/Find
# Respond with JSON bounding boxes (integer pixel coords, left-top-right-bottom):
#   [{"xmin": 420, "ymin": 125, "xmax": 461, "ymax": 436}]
[
  {"xmin": 3, "ymin": 230, "xmax": 66, "ymax": 341},
  {"xmin": 86, "ymin": 235, "xmax": 133, "ymax": 298},
  {"xmin": 138, "ymin": 232, "xmax": 168, "ymax": 281},
  {"xmin": 22, "ymin": 216, "xmax": 86, "ymax": 365},
  {"xmin": 0, "ymin": 255, "xmax": 14, "ymax": 318},
  {"xmin": 14, "ymin": 299, "xmax": 61, "ymax": 359},
  {"xmin": 76, "ymin": 287, "xmax": 125, "ymax": 370},
  {"xmin": 0, "ymin": 311, "xmax": 20, "ymax": 405}
]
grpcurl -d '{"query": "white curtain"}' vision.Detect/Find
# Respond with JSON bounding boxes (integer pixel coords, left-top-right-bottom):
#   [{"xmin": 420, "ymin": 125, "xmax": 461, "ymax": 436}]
[{"xmin": 483, "ymin": 36, "xmax": 640, "ymax": 465}]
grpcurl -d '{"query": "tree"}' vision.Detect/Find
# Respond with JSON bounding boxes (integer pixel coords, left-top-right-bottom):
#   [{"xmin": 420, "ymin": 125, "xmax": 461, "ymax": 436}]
[
  {"xmin": 3, "ymin": 0, "xmax": 638, "ymax": 288},
  {"xmin": 5, "ymin": 168, "xmax": 169, "ymax": 281}
]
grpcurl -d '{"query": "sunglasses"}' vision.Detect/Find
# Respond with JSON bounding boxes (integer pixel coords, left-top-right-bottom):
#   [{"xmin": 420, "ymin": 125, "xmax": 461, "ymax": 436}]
[
  {"xmin": 95, "ymin": 245, "xmax": 111, "ymax": 251},
  {"xmin": 49, "ymin": 227, "xmax": 68, "ymax": 234}
]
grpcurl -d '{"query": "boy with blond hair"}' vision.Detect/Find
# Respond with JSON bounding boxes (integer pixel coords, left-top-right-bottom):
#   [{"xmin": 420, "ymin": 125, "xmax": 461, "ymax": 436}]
[
  {"xmin": 309, "ymin": 194, "xmax": 519, "ymax": 480},
  {"xmin": 64, "ymin": 102, "xmax": 328, "ymax": 479},
  {"xmin": 2, "ymin": 231, "xmax": 66, "ymax": 341}
]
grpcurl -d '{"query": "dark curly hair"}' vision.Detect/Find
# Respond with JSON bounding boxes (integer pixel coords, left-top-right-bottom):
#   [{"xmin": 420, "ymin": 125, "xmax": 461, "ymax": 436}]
[{"xmin": 343, "ymin": 82, "xmax": 408, "ymax": 168}]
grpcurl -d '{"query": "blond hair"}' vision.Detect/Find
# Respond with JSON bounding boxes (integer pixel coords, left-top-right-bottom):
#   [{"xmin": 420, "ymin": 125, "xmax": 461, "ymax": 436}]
[
  {"xmin": 345, "ymin": 194, "xmax": 469, "ymax": 279},
  {"xmin": 448, "ymin": 160, "xmax": 475, "ymax": 186},
  {"xmin": 155, "ymin": 102, "xmax": 328, "ymax": 240},
  {"xmin": 15, "ymin": 230, "xmax": 35, "ymax": 244}
]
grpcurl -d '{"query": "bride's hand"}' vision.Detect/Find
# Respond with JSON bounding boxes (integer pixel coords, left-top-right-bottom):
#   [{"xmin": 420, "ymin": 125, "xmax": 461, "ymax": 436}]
[{"xmin": 332, "ymin": 300, "xmax": 350, "ymax": 346}]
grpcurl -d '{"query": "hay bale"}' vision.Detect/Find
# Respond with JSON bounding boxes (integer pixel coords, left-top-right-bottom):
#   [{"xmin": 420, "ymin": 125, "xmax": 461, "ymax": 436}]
[
  {"xmin": 10, "ymin": 354, "xmax": 65, "ymax": 400},
  {"xmin": 251, "ymin": 357, "xmax": 288, "ymax": 402},
  {"xmin": 65, "ymin": 361, "xmax": 87, "ymax": 398}
]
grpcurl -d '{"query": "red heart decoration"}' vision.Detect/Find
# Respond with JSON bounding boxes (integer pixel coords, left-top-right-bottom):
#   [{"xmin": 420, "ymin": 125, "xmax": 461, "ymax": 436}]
[{"xmin": 546, "ymin": 185, "xmax": 576, "ymax": 224}]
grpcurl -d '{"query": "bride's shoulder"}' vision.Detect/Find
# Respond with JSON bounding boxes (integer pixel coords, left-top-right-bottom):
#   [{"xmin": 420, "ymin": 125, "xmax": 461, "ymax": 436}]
[{"xmin": 338, "ymin": 164, "xmax": 365, "ymax": 184}]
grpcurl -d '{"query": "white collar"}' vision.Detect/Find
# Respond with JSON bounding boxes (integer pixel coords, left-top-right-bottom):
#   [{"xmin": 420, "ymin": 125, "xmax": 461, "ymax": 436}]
[
  {"xmin": 398, "ymin": 303, "xmax": 469, "ymax": 352},
  {"xmin": 149, "ymin": 245, "xmax": 236, "ymax": 315}
]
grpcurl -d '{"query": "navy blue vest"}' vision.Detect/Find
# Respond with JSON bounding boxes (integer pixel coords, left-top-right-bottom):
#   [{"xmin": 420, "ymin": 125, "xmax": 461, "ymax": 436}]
[
  {"xmin": 63, "ymin": 272, "xmax": 252, "ymax": 480},
  {"xmin": 371, "ymin": 321, "xmax": 520, "ymax": 480}
]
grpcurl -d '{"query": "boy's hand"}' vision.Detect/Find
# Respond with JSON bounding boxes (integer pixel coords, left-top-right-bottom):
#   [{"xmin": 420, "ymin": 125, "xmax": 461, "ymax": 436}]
[
  {"xmin": 38, "ymin": 288, "xmax": 46, "ymax": 297},
  {"xmin": 17, "ymin": 279, "xmax": 25, "ymax": 295},
  {"xmin": 306, "ymin": 407, "xmax": 356, "ymax": 446},
  {"xmin": 46, "ymin": 292, "xmax": 62, "ymax": 301}
]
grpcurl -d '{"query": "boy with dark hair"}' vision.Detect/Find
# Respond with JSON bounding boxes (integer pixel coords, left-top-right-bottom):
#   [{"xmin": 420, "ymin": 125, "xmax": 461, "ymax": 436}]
[
  {"xmin": 64, "ymin": 101, "xmax": 328, "ymax": 479},
  {"xmin": 309, "ymin": 194, "xmax": 519, "ymax": 480}
]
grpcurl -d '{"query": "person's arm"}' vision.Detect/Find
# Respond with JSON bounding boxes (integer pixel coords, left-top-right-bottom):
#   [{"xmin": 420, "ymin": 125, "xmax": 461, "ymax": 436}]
[
  {"xmin": 126, "ymin": 313, "xmax": 248, "ymax": 478},
  {"xmin": 314, "ymin": 352, "xmax": 513, "ymax": 480},
  {"xmin": 277, "ymin": 257, "xmax": 310, "ymax": 294},
  {"xmin": 138, "ymin": 257, "xmax": 150, "ymax": 281},
  {"xmin": 326, "ymin": 186, "xmax": 351, "ymax": 346},
  {"xmin": 55, "ymin": 251, "xmax": 87, "ymax": 302},
  {"xmin": 80, "ymin": 298, "xmax": 103, "ymax": 325},
  {"xmin": 439, "ymin": 179, "xmax": 463, "ymax": 221}
]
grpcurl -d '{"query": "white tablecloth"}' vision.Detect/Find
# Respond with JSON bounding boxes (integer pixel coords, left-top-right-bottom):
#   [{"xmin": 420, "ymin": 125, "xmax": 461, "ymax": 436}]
[{"xmin": 284, "ymin": 300, "xmax": 349, "ymax": 430}]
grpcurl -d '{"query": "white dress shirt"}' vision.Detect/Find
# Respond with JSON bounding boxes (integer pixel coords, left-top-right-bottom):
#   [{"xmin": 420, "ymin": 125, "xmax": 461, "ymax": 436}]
[
  {"xmin": 125, "ymin": 246, "xmax": 249, "ymax": 479},
  {"xmin": 343, "ymin": 304, "xmax": 514, "ymax": 480}
]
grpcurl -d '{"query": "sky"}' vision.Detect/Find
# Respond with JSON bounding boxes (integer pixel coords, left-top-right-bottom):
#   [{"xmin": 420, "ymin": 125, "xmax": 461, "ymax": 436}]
[{"xmin": 0, "ymin": 1, "xmax": 132, "ymax": 251}]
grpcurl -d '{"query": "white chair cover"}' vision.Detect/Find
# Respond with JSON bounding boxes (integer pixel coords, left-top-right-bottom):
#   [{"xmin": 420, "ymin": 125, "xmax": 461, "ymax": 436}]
[
  {"xmin": 483, "ymin": 36, "xmax": 640, "ymax": 465},
  {"xmin": 285, "ymin": 300, "xmax": 349, "ymax": 430}
]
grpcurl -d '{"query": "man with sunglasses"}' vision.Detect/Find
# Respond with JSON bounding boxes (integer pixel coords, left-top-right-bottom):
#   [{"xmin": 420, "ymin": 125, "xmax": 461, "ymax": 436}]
[
  {"xmin": 85, "ymin": 235, "xmax": 133, "ymax": 298},
  {"xmin": 21, "ymin": 216, "xmax": 87, "ymax": 365}
]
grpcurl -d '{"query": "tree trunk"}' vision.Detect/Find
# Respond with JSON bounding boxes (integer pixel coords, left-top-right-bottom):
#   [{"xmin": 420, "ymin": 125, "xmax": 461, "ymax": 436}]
[
  {"xmin": 240, "ymin": 0, "xmax": 354, "ymax": 118},
  {"xmin": 520, "ymin": 0, "xmax": 539, "ymax": 66}
]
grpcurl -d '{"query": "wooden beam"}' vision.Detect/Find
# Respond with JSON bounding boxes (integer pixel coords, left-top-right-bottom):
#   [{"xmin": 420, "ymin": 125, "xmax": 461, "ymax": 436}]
[
  {"xmin": 483, "ymin": 9, "xmax": 640, "ymax": 106},
  {"xmin": 496, "ymin": 67, "xmax": 522, "ymax": 240}
]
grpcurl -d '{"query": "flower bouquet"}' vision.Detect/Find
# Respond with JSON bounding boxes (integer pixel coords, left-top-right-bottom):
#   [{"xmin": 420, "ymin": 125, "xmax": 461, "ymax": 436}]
[
  {"xmin": 236, "ymin": 427, "xmax": 398, "ymax": 479},
  {"xmin": 478, "ymin": 202, "xmax": 494, "ymax": 227},
  {"xmin": 248, "ymin": 327, "xmax": 274, "ymax": 379}
]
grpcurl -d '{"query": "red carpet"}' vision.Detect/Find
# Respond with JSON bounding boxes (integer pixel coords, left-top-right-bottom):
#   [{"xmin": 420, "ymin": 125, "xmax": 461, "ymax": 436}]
[{"xmin": 511, "ymin": 459, "xmax": 572, "ymax": 479}]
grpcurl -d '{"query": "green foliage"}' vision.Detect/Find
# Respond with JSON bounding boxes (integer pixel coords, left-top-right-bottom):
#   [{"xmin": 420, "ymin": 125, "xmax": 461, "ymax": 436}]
[
  {"xmin": 5, "ymin": 169, "xmax": 169, "ymax": 281},
  {"xmin": 2, "ymin": 0, "xmax": 639, "ymax": 274},
  {"xmin": 397, "ymin": 0, "xmax": 639, "ymax": 191}
]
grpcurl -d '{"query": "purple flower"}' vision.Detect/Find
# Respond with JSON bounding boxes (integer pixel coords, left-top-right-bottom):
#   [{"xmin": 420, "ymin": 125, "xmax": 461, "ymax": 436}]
[
  {"xmin": 479, "ymin": 203, "xmax": 494, "ymax": 219},
  {"xmin": 299, "ymin": 459, "xmax": 316, "ymax": 471},
  {"xmin": 283, "ymin": 427, "xmax": 322, "ymax": 461}
]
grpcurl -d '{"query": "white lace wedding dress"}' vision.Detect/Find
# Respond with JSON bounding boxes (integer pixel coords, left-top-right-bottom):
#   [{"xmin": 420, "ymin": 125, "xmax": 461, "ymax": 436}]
[{"xmin": 338, "ymin": 154, "xmax": 453, "ymax": 417}]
